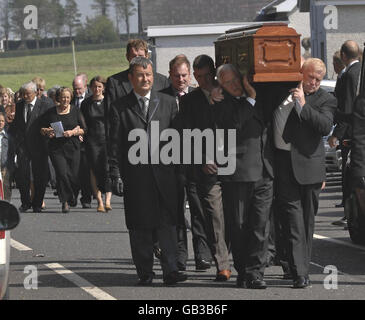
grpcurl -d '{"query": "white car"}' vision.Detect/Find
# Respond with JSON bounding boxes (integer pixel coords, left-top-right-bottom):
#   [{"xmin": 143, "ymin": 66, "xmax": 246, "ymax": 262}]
[{"xmin": 0, "ymin": 180, "xmax": 20, "ymax": 300}]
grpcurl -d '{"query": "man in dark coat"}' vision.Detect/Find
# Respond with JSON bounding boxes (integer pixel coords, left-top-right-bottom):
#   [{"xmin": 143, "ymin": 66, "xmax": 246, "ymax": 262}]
[
  {"xmin": 72, "ymin": 74, "xmax": 93, "ymax": 209},
  {"xmin": 105, "ymin": 39, "xmax": 169, "ymax": 126},
  {"xmin": 161, "ymin": 54, "xmax": 212, "ymax": 272},
  {"xmin": 9, "ymin": 81, "xmax": 52, "ymax": 213},
  {"xmin": 178, "ymin": 55, "xmax": 231, "ymax": 280},
  {"xmin": 328, "ymin": 41, "xmax": 361, "ymax": 211},
  {"xmin": 214, "ymin": 64, "xmax": 274, "ymax": 289},
  {"xmin": 105, "ymin": 39, "xmax": 169, "ymax": 259},
  {"xmin": 273, "ymin": 58, "xmax": 336, "ymax": 288},
  {"xmin": 108, "ymin": 56, "xmax": 187, "ymax": 286}
]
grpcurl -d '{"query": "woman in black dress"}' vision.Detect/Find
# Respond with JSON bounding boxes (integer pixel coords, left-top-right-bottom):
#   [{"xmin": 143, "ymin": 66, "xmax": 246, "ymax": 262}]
[
  {"xmin": 81, "ymin": 76, "xmax": 112, "ymax": 213},
  {"xmin": 40, "ymin": 87, "xmax": 86, "ymax": 213}
]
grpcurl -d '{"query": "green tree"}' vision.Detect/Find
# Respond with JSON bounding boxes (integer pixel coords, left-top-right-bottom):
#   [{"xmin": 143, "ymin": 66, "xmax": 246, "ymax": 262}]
[
  {"xmin": 92, "ymin": 0, "xmax": 110, "ymax": 17},
  {"xmin": 30, "ymin": 0, "xmax": 51, "ymax": 49},
  {"xmin": 49, "ymin": 0, "xmax": 65, "ymax": 47},
  {"xmin": 113, "ymin": 0, "xmax": 136, "ymax": 39},
  {"xmin": 9, "ymin": 0, "xmax": 31, "ymax": 49},
  {"xmin": 0, "ymin": 0, "xmax": 12, "ymax": 50},
  {"xmin": 76, "ymin": 15, "xmax": 119, "ymax": 44},
  {"xmin": 64, "ymin": 0, "xmax": 81, "ymax": 43}
]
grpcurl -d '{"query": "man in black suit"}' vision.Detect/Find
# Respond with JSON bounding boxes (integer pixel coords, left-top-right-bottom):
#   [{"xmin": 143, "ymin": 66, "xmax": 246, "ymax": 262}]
[
  {"xmin": 178, "ymin": 55, "xmax": 231, "ymax": 280},
  {"xmin": 106, "ymin": 39, "xmax": 169, "ymax": 259},
  {"xmin": 273, "ymin": 58, "xmax": 337, "ymax": 288},
  {"xmin": 161, "ymin": 55, "xmax": 212, "ymax": 272},
  {"xmin": 105, "ymin": 39, "xmax": 169, "ymax": 122},
  {"xmin": 9, "ymin": 81, "xmax": 52, "ymax": 213},
  {"xmin": 32, "ymin": 77, "xmax": 57, "ymax": 195},
  {"xmin": 72, "ymin": 74, "xmax": 93, "ymax": 209},
  {"xmin": 333, "ymin": 50, "xmax": 346, "ymax": 100},
  {"xmin": 214, "ymin": 64, "xmax": 274, "ymax": 289},
  {"xmin": 108, "ymin": 56, "xmax": 187, "ymax": 286},
  {"xmin": 328, "ymin": 41, "xmax": 361, "ymax": 212}
]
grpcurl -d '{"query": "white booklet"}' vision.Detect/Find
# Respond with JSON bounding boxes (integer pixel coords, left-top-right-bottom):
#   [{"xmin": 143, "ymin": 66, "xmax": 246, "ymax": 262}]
[{"xmin": 50, "ymin": 121, "xmax": 64, "ymax": 138}]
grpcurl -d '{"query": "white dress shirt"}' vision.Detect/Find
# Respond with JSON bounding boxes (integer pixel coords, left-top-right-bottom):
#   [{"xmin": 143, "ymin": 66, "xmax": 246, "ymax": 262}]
[
  {"xmin": 273, "ymin": 95, "xmax": 295, "ymax": 151},
  {"xmin": 134, "ymin": 91, "xmax": 152, "ymax": 113},
  {"xmin": 24, "ymin": 96, "xmax": 37, "ymax": 123}
]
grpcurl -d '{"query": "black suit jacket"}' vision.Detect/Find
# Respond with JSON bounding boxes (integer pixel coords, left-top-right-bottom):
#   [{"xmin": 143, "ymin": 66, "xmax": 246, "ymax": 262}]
[
  {"xmin": 177, "ymin": 87, "xmax": 218, "ymax": 184},
  {"xmin": 106, "ymin": 69, "xmax": 169, "ymax": 113},
  {"xmin": 108, "ymin": 90, "xmax": 179, "ymax": 229},
  {"xmin": 333, "ymin": 61, "xmax": 361, "ymax": 140},
  {"xmin": 214, "ymin": 92, "xmax": 274, "ymax": 183},
  {"xmin": 159, "ymin": 85, "xmax": 195, "ymax": 104},
  {"xmin": 71, "ymin": 90, "xmax": 93, "ymax": 108},
  {"xmin": 282, "ymin": 88, "xmax": 337, "ymax": 184},
  {"xmin": 350, "ymin": 95, "xmax": 365, "ymax": 177},
  {"xmin": 9, "ymin": 98, "xmax": 52, "ymax": 158}
]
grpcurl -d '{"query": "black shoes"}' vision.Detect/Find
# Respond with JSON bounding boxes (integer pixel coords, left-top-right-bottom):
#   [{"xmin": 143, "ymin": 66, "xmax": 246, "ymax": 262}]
[
  {"xmin": 196, "ymin": 259, "xmax": 211, "ymax": 271},
  {"xmin": 236, "ymin": 274, "xmax": 267, "ymax": 289},
  {"xmin": 33, "ymin": 207, "xmax": 42, "ymax": 213},
  {"xmin": 137, "ymin": 273, "xmax": 155, "ymax": 286},
  {"xmin": 246, "ymin": 278, "xmax": 267, "ymax": 289},
  {"xmin": 19, "ymin": 205, "xmax": 31, "ymax": 213},
  {"xmin": 69, "ymin": 198, "xmax": 77, "ymax": 208},
  {"xmin": 293, "ymin": 276, "xmax": 311, "ymax": 288},
  {"xmin": 81, "ymin": 202, "xmax": 91, "ymax": 209},
  {"xmin": 332, "ymin": 216, "xmax": 347, "ymax": 227},
  {"xmin": 163, "ymin": 271, "xmax": 187, "ymax": 286}
]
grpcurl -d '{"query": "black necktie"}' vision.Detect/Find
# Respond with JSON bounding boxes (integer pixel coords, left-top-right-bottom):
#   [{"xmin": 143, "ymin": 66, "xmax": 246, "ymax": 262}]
[{"xmin": 26, "ymin": 104, "xmax": 32, "ymax": 123}]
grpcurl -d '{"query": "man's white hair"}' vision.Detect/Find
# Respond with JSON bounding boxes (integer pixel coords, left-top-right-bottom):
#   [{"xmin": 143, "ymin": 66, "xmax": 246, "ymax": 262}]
[
  {"xmin": 216, "ymin": 64, "xmax": 241, "ymax": 84},
  {"xmin": 21, "ymin": 81, "xmax": 37, "ymax": 93}
]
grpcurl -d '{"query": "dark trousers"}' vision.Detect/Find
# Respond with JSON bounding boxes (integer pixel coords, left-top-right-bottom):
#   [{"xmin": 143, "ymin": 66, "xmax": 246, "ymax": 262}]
[
  {"xmin": 48, "ymin": 157, "xmax": 57, "ymax": 189},
  {"xmin": 50, "ymin": 145, "xmax": 80, "ymax": 204},
  {"xmin": 16, "ymin": 149, "xmax": 48, "ymax": 209},
  {"xmin": 267, "ymin": 198, "xmax": 291, "ymax": 273},
  {"xmin": 77, "ymin": 147, "xmax": 92, "ymax": 204},
  {"xmin": 275, "ymin": 150, "xmax": 322, "ymax": 277},
  {"xmin": 197, "ymin": 181, "xmax": 230, "ymax": 271},
  {"xmin": 222, "ymin": 175, "xmax": 273, "ymax": 280},
  {"xmin": 341, "ymin": 146, "xmax": 351, "ymax": 204},
  {"xmin": 129, "ymin": 205, "xmax": 178, "ymax": 279},
  {"xmin": 177, "ymin": 182, "xmax": 211, "ymax": 268}
]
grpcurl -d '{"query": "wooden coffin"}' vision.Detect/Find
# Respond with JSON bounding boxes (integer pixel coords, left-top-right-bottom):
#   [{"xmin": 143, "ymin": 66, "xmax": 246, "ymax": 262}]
[{"xmin": 215, "ymin": 22, "xmax": 302, "ymax": 82}]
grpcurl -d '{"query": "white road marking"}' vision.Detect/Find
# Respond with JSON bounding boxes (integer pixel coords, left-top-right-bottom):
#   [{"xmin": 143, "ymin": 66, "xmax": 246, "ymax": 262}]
[
  {"xmin": 45, "ymin": 263, "xmax": 117, "ymax": 300},
  {"xmin": 314, "ymin": 233, "xmax": 365, "ymax": 251},
  {"xmin": 11, "ymin": 239, "xmax": 33, "ymax": 251}
]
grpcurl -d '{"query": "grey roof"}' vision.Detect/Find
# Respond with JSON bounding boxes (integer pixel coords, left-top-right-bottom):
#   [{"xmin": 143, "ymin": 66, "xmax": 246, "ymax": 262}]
[{"xmin": 140, "ymin": 0, "xmax": 272, "ymax": 30}]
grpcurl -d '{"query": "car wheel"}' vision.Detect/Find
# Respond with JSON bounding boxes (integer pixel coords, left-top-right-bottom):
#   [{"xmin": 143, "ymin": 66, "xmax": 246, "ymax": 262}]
[{"xmin": 345, "ymin": 192, "xmax": 365, "ymax": 245}]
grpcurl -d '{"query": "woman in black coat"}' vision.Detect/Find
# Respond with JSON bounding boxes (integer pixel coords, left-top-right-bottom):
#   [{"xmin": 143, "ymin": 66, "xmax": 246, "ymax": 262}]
[
  {"xmin": 81, "ymin": 76, "xmax": 112, "ymax": 213},
  {"xmin": 40, "ymin": 87, "xmax": 86, "ymax": 213}
]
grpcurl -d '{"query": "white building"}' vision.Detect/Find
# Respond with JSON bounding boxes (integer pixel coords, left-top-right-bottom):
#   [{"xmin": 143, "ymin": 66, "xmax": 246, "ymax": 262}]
[
  {"xmin": 146, "ymin": 1, "xmax": 310, "ymax": 82},
  {"xmin": 147, "ymin": 22, "xmax": 251, "ymax": 81},
  {"xmin": 300, "ymin": 0, "xmax": 365, "ymax": 79}
]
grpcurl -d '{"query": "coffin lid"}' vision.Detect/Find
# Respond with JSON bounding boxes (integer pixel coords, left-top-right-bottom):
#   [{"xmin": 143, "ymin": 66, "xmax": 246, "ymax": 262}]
[{"xmin": 216, "ymin": 21, "xmax": 297, "ymax": 41}]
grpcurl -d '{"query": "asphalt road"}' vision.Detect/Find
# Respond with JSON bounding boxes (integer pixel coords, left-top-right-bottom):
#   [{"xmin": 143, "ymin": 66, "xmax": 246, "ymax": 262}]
[{"xmin": 7, "ymin": 172, "xmax": 365, "ymax": 302}]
